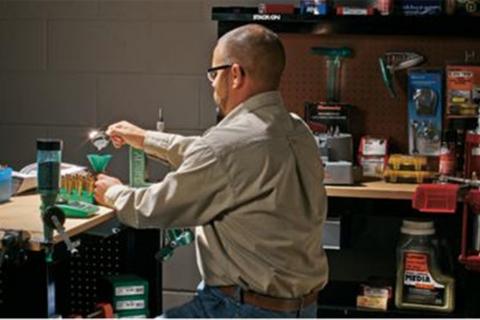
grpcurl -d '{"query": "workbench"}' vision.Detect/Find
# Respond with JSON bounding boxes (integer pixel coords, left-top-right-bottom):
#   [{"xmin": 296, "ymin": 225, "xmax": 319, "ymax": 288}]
[
  {"xmin": 0, "ymin": 194, "xmax": 162, "ymax": 318},
  {"xmin": 0, "ymin": 194, "xmax": 115, "ymax": 251}
]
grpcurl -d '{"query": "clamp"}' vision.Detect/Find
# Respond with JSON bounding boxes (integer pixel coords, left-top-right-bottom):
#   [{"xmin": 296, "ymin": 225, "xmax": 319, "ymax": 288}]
[
  {"xmin": 156, "ymin": 228, "xmax": 194, "ymax": 261},
  {"xmin": 0, "ymin": 229, "xmax": 31, "ymax": 268},
  {"xmin": 42, "ymin": 206, "xmax": 80, "ymax": 255}
]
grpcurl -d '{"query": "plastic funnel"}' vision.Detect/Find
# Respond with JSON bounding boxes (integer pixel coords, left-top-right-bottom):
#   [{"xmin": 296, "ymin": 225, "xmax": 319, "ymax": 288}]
[{"xmin": 87, "ymin": 154, "xmax": 112, "ymax": 173}]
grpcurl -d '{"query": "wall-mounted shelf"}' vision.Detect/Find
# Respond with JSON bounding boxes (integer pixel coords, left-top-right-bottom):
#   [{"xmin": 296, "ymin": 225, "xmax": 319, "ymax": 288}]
[
  {"xmin": 212, "ymin": 7, "xmax": 480, "ymax": 37},
  {"xmin": 326, "ymin": 180, "xmax": 416, "ymax": 200}
]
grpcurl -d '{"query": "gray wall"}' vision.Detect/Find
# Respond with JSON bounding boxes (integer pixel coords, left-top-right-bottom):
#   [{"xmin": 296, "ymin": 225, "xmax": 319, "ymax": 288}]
[
  {"xmin": 0, "ymin": 0, "xmax": 263, "ymax": 180},
  {"xmin": 0, "ymin": 0, "xmax": 276, "ymax": 313}
]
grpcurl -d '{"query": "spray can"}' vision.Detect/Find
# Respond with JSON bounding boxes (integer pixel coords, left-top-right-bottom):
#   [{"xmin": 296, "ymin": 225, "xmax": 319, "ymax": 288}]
[{"xmin": 439, "ymin": 131, "xmax": 455, "ymax": 176}]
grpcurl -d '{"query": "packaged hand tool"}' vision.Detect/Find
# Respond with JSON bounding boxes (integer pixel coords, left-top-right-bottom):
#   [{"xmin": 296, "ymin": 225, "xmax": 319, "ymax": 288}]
[
  {"xmin": 408, "ymin": 69, "xmax": 443, "ymax": 156},
  {"xmin": 379, "ymin": 52, "xmax": 424, "ymax": 98}
]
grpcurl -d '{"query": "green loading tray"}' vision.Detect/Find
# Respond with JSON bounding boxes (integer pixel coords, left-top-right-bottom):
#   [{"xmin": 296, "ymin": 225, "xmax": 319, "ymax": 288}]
[{"xmin": 57, "ymin": 200, "xmax": 99, "ymax": 218}]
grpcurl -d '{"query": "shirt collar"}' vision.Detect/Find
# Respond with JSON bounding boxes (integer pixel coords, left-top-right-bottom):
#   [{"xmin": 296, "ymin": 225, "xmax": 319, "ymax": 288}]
[{"xmin": 217, "ymin": 91, "xmax": 284, "ymax": 127}]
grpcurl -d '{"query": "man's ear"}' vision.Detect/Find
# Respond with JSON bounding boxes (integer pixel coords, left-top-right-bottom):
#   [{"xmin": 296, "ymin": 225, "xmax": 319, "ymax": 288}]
[{"xmin": 231, "ymin": 64, "xmax": 245, "ymax": 89}]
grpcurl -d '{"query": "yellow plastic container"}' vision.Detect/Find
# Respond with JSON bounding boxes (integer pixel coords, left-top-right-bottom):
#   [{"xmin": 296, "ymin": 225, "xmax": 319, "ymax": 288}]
[
  {"xmin": 388, "ymin": 154, "xmax": 428, "ymax": 171},
  {"xmin": 384, "ymin": 169, "xmax": 435, "ymax": 184}
]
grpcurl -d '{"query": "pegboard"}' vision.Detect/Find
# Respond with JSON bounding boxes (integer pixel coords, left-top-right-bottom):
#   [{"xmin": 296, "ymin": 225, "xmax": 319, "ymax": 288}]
[
  {"xmin": 65, "ymin": 233, "xmax": 124, "ymax": 316},
  {"xmin": 280, "ymin": 33, "xmax": 480, "ymax": 153},
  {"xmin": 0, "ymin": 228, "xmax": 160, "ymax": 317},
  {"xmin": 63, "ymin": 228, "xmax": 161, "ymax": 317}
]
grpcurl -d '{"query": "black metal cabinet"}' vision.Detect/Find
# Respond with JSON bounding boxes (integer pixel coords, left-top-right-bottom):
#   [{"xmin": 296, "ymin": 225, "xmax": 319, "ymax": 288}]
[
  {"xmin": 320, "ymin": 196, "xmax": 474, "ymax": 317},
  {"xmin": 0, "ymin": 224, "xmax": 161, "ymax": 317}
]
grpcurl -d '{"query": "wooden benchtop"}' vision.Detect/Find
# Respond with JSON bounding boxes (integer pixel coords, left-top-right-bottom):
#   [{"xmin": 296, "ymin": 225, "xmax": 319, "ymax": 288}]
[
  {"xmin": 0, "ymin": 182, "xmax": 415, "ymax": 251},
  {"xmin": 326, "ymin": 180, "xmax": 417, "ymax": 200},
  {"xmin": 0, "ymin": 194, "xmax": 115, "ymax": 251}
]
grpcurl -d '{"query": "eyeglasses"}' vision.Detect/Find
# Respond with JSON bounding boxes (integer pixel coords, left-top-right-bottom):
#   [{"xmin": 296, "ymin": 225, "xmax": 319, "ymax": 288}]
[{"xmin": 207, "ymin": 64, "xmax": 232, "ymax": 82}]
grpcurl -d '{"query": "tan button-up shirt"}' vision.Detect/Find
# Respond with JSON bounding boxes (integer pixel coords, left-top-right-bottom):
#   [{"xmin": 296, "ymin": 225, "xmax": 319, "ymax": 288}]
[{"xmin": 105, "ymin": 91, "xmax": 328, "ymax": 298}]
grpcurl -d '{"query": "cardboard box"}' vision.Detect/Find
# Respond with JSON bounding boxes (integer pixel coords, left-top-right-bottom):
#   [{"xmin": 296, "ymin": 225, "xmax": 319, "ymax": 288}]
[
  {"xmin": 397, "ymin": 0, "xmax": 442, "ymax": 15},
  {"xmin": 300, "ymin": 0, "xmax": 328, "ymax": 15},
  {"xmin": 98, "ymin": 274, "xmax": 149, "ymax": 313},
  {"xmin": 115, "ymin": 309, "xmax": 149, "ymax": 318},
  {"xmin": 304, "ymin": 102, "xmax": 353, "ymax": 134},
  {"xmin": 357, "ymin": 295, "xmax": 388, "ymax": 311},
  {"xmin": 108, "ymin": 274, "xmax": 149, "ymax": 298},
  {"xmin": 446, "ymin": 64, "xmax": 480, "ymax": 116},
  {"xmin": 113, "ymin": 296, "xmax": 147, "ymax": 311},
  {"xmin": 258, "ymin": 4, "xmax": 295, "ymax": 14},
  {"xmin": 359, "ymin": 156, "xmax": 387, "ymax": 178}
]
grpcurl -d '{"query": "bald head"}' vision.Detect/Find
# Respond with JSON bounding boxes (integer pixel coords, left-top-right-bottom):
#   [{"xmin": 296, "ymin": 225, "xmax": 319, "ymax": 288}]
[{"xmin": 217, "ymin": 24, "xmax": 286, "ymax": 91}]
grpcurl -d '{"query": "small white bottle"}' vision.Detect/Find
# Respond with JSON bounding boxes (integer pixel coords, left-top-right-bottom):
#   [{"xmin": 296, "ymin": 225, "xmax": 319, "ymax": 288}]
[{"xmin": 156, "ymin": 107, "xmax": 165, "ymax": 132}]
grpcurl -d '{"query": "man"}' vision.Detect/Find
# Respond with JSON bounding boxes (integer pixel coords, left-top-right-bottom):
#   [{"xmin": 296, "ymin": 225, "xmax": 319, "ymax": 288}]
[{"xmin": 95, "ymin": 24, "xmax": 328, "ymax": 318}]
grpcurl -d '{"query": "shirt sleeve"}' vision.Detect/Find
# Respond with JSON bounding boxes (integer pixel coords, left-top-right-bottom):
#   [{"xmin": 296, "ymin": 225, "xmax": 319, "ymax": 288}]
[
  {"xmin": 143, "ymin": 130, "xmax": 200, "ymax": 169},
  {"xmin": 104, "ymin": 139, "xmax": 235, "ymax": 229}
]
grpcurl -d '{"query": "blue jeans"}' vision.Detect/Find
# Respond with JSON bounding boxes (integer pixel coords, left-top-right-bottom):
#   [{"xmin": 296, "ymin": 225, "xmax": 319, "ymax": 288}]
[{"xmin": 161, "ymin": 283, "xmax": 317, "ymax": 318}]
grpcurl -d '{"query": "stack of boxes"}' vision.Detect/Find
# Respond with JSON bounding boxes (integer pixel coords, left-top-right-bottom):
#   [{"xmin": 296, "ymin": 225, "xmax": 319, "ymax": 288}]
[
  {"xmin": 396, "ymin": 0, "xmax": 443, "ymax": 15},
  {"xmin": 356, "ymin": 282, "xmax": 393, "ymax": 311},
  {"xmin": 446, "ymin": 65, "xmax": 480, "ymax": 117},
  {"xmin": 102, "ymin": 274, "xmax": 149, "ymax": 318},
  {"xmin": 357, "ymin": 136, "xmax": 388, "ymax": 178}
]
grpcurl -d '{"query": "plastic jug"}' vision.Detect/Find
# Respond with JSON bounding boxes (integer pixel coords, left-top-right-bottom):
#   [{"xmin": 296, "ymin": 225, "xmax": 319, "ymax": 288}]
[{"xmin": 395, "ymin": 219, "xmax": 455, "ymax": 313}]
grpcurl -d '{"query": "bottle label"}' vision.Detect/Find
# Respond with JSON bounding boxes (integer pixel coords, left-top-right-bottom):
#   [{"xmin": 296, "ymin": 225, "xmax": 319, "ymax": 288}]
[
  {"xmin": 402, "ymin": 252, "xmax": 446, "ymax": 306},
  {"xmin": 115, "ymin": 285, "xmax": 145, "ymax": 296},
  {"xmin": 439, "ymin": 149, "xmax": 455, "ymax": 175},
  {"xmin": 115, "ymin": 299, "xmax": 145, "ymax": 310},
  {"xmin": 129, "ymin": 147, "xmax": 149, "ymax": 188}
]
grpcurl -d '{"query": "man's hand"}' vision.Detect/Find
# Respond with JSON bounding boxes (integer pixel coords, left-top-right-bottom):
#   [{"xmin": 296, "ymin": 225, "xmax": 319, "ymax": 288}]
[
  {"xmin": 106, "ymin": 121, "xmax": 147, "ymax": 149},
  {"xmin": 94, "ymin": 174, "xmax": 123, "ymax": 206}
]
